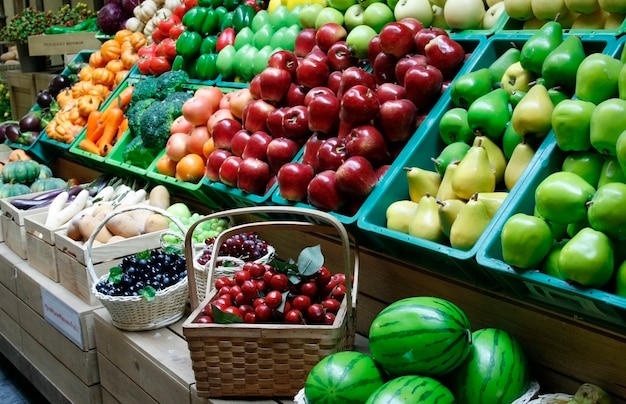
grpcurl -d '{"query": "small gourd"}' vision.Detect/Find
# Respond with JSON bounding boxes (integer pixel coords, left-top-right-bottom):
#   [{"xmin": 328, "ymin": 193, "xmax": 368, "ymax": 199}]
[
  {"xmin": 1, "ymin": 159, "xmax": 41, "ymax": 184},
  {"xmin": 30, "ymin": 177, "xmax": 67, "ymax": 193},
  {"xmin": 38, "ymin": 164, "xmax": 53, "ymax": 179},
  {"xmin": 0, "ymin": 182, "xmax": 33, "ymax": 198}
]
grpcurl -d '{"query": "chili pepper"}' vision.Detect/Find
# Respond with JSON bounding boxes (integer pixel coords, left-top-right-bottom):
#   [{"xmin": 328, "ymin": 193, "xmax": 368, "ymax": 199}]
[{"xmin": 176, "ymin": 30, "xmax": 203, "ymax": 59}]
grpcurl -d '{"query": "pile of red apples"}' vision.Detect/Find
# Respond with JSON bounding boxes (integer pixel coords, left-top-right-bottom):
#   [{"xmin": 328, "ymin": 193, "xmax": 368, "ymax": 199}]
[{"xmin": 205, "ymin": 19, "xmax": 470, "ymax": 214}]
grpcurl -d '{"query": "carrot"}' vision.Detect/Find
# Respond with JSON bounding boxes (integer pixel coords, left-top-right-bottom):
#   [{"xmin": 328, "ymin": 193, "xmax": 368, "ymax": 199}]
[
  {"xmin": 78, "ymin": 138, "xmax": 100, "ymax": 155},
  {"xmin": 96, "ymin": 107, "xmax": 124, "ymax": 150},
  {"xmin": 85, "ymin": 110, "xmax": 103, "ymax": 142},
  {"xmin": 108, "ymin": 85, "xmax": 134, "ymax": 110},
  {"xmin": 99, "ymin": 142, "xmax": 114, "ymax": 157},
  {"xmin": 116, "ymin": 117, "xmax": 129, "ymax": 142}
]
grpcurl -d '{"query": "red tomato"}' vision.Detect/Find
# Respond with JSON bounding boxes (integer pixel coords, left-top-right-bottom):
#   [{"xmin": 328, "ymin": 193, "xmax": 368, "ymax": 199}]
[
  {"xmin": 172, "ymin": 4, "xmax": 188, "ymax": 19},
  {"xmin": 137, "ymin": 55, "xmax": 151, "ymax": 75},
  {"xmin": 149, "ymin": 56, "xmax": 172, "ymax": 76},
  {"xmin": 157, "ymin": 38, "xmax": 178, "ymax": 60},
  {"xmin": 184, "ymin": 0, "xmax": 198, "ymax": 8},
  {"xmin": 169, "ymin": 23, "xmax": 186, "ymax": 40}
]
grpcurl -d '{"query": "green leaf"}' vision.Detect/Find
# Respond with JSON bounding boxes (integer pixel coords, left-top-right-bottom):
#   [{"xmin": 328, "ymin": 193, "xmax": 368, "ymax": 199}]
[
  {"xmin": 212, "ymin": 304, "xmax": 243, "ymax": 324},
  {"xmin": 297, "ymin": 245, "xmax": 324, "ymax": 277},
  {"xmin": 139, "ymin": 285, "xmax": 156, "ymax": 301},
  {"xmin": 136, "ymin": 250, "xmax": 151, "ymax": 260},
  {"xmin": 108, "ymin": 266, "xmax": 123, "ymax": 284}
]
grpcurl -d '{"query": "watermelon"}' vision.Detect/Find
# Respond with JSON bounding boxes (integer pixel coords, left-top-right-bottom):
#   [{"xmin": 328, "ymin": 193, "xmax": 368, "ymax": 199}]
[
  {"xmin": 447, "ymin": 327, "xmax": 530, "ymax": 404},
  {"xmin": 368, "ymin": 296, "xmax": 472, "ymax": 377},
  {"xmin": 366, "ymin": 375, "xmax": 455, "ymax": 404},
  {"xmin": 304, "ymin": 351, "xmax": 386, "ymax": 404}
]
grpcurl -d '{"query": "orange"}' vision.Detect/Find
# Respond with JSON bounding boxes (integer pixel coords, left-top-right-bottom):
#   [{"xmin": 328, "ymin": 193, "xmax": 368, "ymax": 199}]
[
  {"xmin": 202, "ymin": 138, "xmax": 215, "ymax": 160},
  {"xmin": 175, "ymin": 153, "xmax": 205, "ymax": 183},
  {"xmin": 156, "ymin": 154, "xmax": 177, "ymax": 177}
]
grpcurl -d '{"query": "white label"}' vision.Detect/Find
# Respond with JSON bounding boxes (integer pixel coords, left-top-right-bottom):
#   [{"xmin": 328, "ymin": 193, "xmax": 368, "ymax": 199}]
[{"xmin": 41, "ymin": 287, "xmax": 84, "ymax": 349}]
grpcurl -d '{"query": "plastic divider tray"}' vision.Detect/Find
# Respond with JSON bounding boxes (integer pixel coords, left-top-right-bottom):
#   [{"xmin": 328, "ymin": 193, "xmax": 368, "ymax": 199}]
[
  {"xmin": 499, "ymin": 12, "xmax": 626, "ymax": 36},
  {"xmin": 476, "ymin": 135, "xmax": 626, "ymax": 333}
]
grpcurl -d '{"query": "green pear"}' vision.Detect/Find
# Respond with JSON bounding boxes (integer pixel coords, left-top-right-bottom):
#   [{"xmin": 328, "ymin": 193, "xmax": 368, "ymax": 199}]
[
  {"xmin": 541, "ymin": 35, "xmax": 586, "ymax": 94},
  {"xmin": 508, "ymin": 89, "xmax": 526, "ymax": 109},
  {"xmin": 598, "ymin": 0, "xmax": 626, "ymax": 13},
  {"xmin": 439, "ymin": 107, "xmax": 474, "ymax": 145},
  {"xmin": 590, "ymin": 98, "xmax": 626, "ymax": 156},
  {"xmin": 386, "ymin": 200, "xmax": 419, "ymax": 234},
  {"xmin": 575, "ymin": 53, "xmax": 624, "ymax": 105},
  {"xmin": 565, "ymin": 0, "xmax": 600, "ymax": 14},
  {"xmin": 571, "ymin": 7, "xmax": 609, "ymax": 29},
  {"xmin": 452, "ymin": 141, "xmax": 497, "ymax": 200},
  {"xmin": 408, "ymin": 193, "xmax": 446, "ymax": 243},
  {"xmin": 615, "ymin": 130, "xmax": 626, "ymax": 175},
  {"xmin": 511, "ymin": 84, "xmax": 554, "ymax": 141},
  {"xmin": 467, "ymin": 88, "xmax": 512, "ymax": 141},
  {"xmin": 567, "ymin": 216, "xmax": 590, "ymax": 238},
  {"xmin": 503, "ymin": 0, "xmax": 535, "ymax": 21},
  {"xmin": 449, "ymin": 194, "xmax": 491, "ymax": 250},
  {"xmin": 450, "ymin": 68, "xmax": 494, "ymax": 109},
  {"xmin": 558, "ymin": 227, "xmax": 614, "ymax": 288},
  {"xmin": 473, "ymin": 135, "xmax": 507, "ymax": 184},
  {"xmin": 540, "ymin": 240, "xmax": 567, "ymax": 279},
  {"xmin": 432, "ymin": 142, "xmax": 471, "ymax": 176},
  {"xmin": 551, "ymin": 99, "xmax": 595, "ymax": 152},
  {"xmin": 519, "ymin": 21, "xmax": 564, "ymax": 75},
  {"xmin": 502, "ymin": 122, "xmax": 523, "ymax": 159},
  {"xmin": 404, "ymin": 167, "xmax": 442, "ymax": 202},
  {"xmin": 488, "ymin": 47, "xmax": 521, "ymax": 87},
  {"xmin": 436, "ymin": 161, "xmax": 461, "ymax": 201},
  {"xmin": 476, "ymin": 191, "xmax": 509, "ymax": 218},
  {"xmin": 504, "ymin": 141, "xmax": 535, "ymax": 190},
  {"xmin": 597, "ymin": 156, "xmax": 626, "ymax": 187},
  {"xmin": 616, "ymin": 260, "xmax": 626, "ymax": 297},
  {"xmin": 501, "ymin": 213, "xmax": 553, "ymax": 269},
  {"xmin": 561, "ymin": 151, "xmax": 605, "ymax": 187},
  {"xmin": 500, "ymin": 61, "xmax": 535, "ymax": 93},
  {"xmin": 587, "ymin": 182, "xmax": 626, "ymax": 240},
  {"xmin": 437, "ymin": 198, "xmax": 466, "ymax": 238},
  {"xmin": 531, "ymin": 0, "xmax": 568, "ymax": 21},
  {"xmin": 535, "ymin": 171, "xmax": 596, "ymax": 224}
]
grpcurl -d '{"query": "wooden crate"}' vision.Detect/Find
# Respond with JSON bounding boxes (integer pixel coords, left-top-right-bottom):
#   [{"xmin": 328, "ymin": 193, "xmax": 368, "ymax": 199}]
[
  {"xmin": 24, "ymin": 211, "xmax": 62, "ymax": 282},
  {"xmin": 0, "ymin": 243, "xmax": 23, "ymax": 293},
  {"xmin": 57, "ymin": 251, "xmax": 122, "ymax": 306},
  {"xmin": 4, "ymin": 70, "xmax": 35, "ymax": 120},
  {"xmin": 15, "ymin": 260, "xmax": 99, "ymax": 351},
  {"xmin": 0, "ymin": 193, "xmax": 51, "ymax": 259},
  {"xmin": 28, "ymin": 32, "xmax": 101, "ymax": 57},
  {"xmin": 0, "ymin": 289, "xmax": 22, "ymax": 352}
]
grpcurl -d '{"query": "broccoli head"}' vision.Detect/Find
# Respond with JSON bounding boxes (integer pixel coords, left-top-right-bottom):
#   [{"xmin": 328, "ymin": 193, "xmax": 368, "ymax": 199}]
[
  {"xmin": 163, "ymin": 91, "xmax": 193, "ymax": 116},
  {"xmin": 139, "ymin": 100, "xmax": 181, "ymax": 149},
  {"xmin": 155, "ymin": 70, "xmax": 189, "ymax": 99},
  {"xmin": 126, "ymin": 98, "xmax": 155, "ymax": 137},
  {"xmin": 122, "ymin": 136, "xmax": 160, "ymax": 169},
  {"xmin": 130, "ymin": 78, "xmax": 159, "ymax": 104}
]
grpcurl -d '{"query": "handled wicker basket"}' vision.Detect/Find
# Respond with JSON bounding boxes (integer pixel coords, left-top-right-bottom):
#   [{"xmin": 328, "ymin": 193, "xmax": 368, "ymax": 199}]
[
  {"xmin": 87, "ymin": 205, "xmax": 190, "ymax": 331},
  {"xmin": 182, "ymin": 206, "xmax": 359, "ymax": 398}
]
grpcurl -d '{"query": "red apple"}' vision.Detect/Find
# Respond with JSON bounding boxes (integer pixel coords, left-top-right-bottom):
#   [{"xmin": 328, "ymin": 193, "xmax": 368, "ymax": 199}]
[
  {"xmin": 376, "ymin": 82, "xmax": 407, "ymax": 103},
  {"xmin": 398, "ymin": 17, "xmax": 424, "ymax": 36},
  {"xmin": 296, "ymin": 57, "xmax": 330, "ymax": 89},
  {"xmin": 205, "ymin": 149, "xmax": 232, "ymax": 181},
  {"xmin": 367, "ymin": 35, "xmax": 382, "ymax": 66},
  {"xmin": 305, "ymin": 45, "xmax": 328, "ymax": 63},
  {"xmin": 315, "ymin": 137, "xmax": 346, "ymax": 172},
  {"xmin": 326, "ymin": 41, "xmax": 357, "ymax": 72},
  {"xmin": 302, "ymin": 134, "xmax": 324, "ymax": 166},
  {"xmin": 266, "ymin": 107, "xmax": 288, "ymax": 138},
  {"xmin": 267, "ymin": 50, "xmax": 299, "ymax": 79},
  {"xmin": 414, "ymin": 27, "xmax": 448, "ymax": 54},
  {"xmin": 276, "ymin": 162, "xmax": 315, "ymax": 202},
  {"xmin": 249, "ymin": 75, "xmax": 261, "ymax": 99},
  {"xmin": 242, "ymin": 99, "xmax": 276, "ymax": 133},
  {"xmin": 424, "ymin": 35, "xmax": 466, "ymax": 80},
  {"xmin": 337, "ymin": 66, "xmax": 377, "ymax": 97},
  {"xmin": 219, "ymin": 155, "xmax": 243, "ymax": 187},
  {"xmin": 304, "ymin": 86, "xmax": 336, "ymax": 106},
  {"xmin": 315, "ymin": 22, "xmax": 348, "ymax": 52},
  {"xmin": 373, "ymin": 52, "xmax": 398, "ymax": 85},
  {"xmin": 327, "ymin": 71, "xmax": 343, "ymax": 95},
  {"xmin": 394, "ymin": 54, "xmax": 428, "ymax": 87},
  {"xmin": 376, "ymin": 164, "xmax": 391, "ymax": 181},
  {"xmin": 242, "ymin": 131, "xmax": 272, "ymax": 161},
  {"xmin": 339, "ymin": 84, "xmax": 379, "ymax": 127},
  {"xmin": 212, "ymin": 118, "xmax": 243, "ymax": 151},
  {"xmin": 286, "ymin": 83, "xmax": 308, "ymax": 107},
  {"xmin": 294, "ymin": 28, "xmax": 317, "ymax": 57},
  {"xmin": 237, "ymin": 158, "xmax": 271, "ymax": 195},
  {"xmin": 379, "ymin": 22, "xmax": 416, "ymax": 58},
  {"xmin": 282, "ymin": 105, "xmax": 312, "ymax": 142},
  {"xmin": 266, "ymin": 137, "xmax": 301, "ymax": 173},
  {"xmin": 308, "ymin": 93, "xmax": 340, "ymax": 135},
  {"xmin": 344, "ymin": 125, "xmax": 389, "ymax": 166},
  {"xmin": 258, "ymin": 66, "xmax": 292, "ymax": 103},
  {"xmin": 403, "ymin": 64, "xmax": 444, "ymax": 110},
  {"xmin": 335, "ymin": 156, "xmax": 378, "ymax": 197},
  {"xmin": 307, "ymin": 170, "xmax": 343, "ymax": 212},
  {"xmin": 378, "ymin": 99, "xmax": 417, "ymax": 143},
  {"xmin": 230, "ymin": 129, "xmax": 251, "ymax": 157}
]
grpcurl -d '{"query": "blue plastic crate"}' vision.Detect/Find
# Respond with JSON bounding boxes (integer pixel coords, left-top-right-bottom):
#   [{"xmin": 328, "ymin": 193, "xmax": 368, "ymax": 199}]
[{"xmin": 476, "ymin": 136, "xmax": 626, "ymax": 332}]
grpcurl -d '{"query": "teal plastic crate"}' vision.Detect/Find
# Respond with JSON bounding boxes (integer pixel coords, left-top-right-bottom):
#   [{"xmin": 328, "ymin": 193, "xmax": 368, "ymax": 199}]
[
  {"xmin": 476, "ymin": 135, "xmax": 626, "ymax": 332},
  {"xmin": 500, "ymin": 11, "xmax": 626, "ymax": 35}
]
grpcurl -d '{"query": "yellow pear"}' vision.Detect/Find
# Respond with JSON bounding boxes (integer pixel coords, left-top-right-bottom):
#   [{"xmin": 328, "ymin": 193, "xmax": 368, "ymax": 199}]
[
  {"xmin": 565, "ymin": 0, "xmax": 599, "ymax": 14},
  {"xmin": 504, "ymin": 141, "xmax": 536, "ymax": 190},
  {"xmin": 571, "ymin": 7, "xmax": 609, "ymax": 28},
  {"xmin": 449, "ymin": 194, "xmax": 492, "ymax": 250},
  {"xmin": 436, "ymin": 161, "xmax": 461, "ymax": 201},
  {"xmin": 504, "ymin": 0, "xmax": 534, "ymax": 20},
  {"xmin": 408, "ymin": 193, "xmax": 446, "ymax": 243},
  {"xmin": 473, "ymin": 135, "xmax": 507, "ymax": 185},
  {"xmin": 476, "ymin": 191, "xmax": 509, "ymax": 218},
  {"xmin": 437, "ymin": 198, "xmax": 467, "ymax": 238},
  {"xmin": 386, "ymin": 200, "xmax": 420, "ymax": 234},
  {"xmin": 452, "ymin": 141, "xmax": 497, "ymax": 200},
  {"xmin": 404, "ymin": 167, "xmax": 442, "ymax": 203},
  {"xmin": 511, "ymin": 84, "xmax": 554, "ymax": 141},
  {"xmin": 605, "ymin": 13, "xmax": 625, "ymax": 29},
  {"xmin": 531, "ymin": 0, "xmax": 568, "ymax": 20}
]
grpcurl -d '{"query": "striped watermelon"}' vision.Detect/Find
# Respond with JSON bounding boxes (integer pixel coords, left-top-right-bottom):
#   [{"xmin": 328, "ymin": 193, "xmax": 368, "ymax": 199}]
[
  {"xmin": 368, "ymin": 296, "xmax": 472, "ymax": 377},
  {"xmin": 366, "ymin": 375, "xmax": 456, "ymax": 404},
  {"xmin": 304, "ymin": 351, "xmax": 386, "ymax": 404},
  {"xmin": 447, "ymin": 327, "xmax": 530, "ymax": 404}
]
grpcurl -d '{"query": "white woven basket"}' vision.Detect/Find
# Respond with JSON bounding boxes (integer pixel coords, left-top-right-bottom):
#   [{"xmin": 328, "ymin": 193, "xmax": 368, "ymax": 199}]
[{"xmin": 87, "ymin": 205, "xmax": 190, "ymax": 331}]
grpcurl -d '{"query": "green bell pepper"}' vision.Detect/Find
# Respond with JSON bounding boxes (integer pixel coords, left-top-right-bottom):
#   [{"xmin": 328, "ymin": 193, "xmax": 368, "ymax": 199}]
[
  {"xmin": 200, "ymin": 8, "xmax": 219, "ymax": 36},
  {"xmin": 182, "ymin": 6, "xmax": 210, "ymax": 32},
  {"xmin": 195, "ymin": 53, "xmax": 219, "ymax": 81},
  {"xmin": 232, "ymin": 5, "xmax": 255, "ymax": 32},
  {"xmin": 219, "ymin": 11, "xmax": 235, "ymax": 31},
  {"xmin": 200, "ymin": 35, "xmax": 218, "ymax": 55},
  {"xmin": 176, "ymin": 30, "xmax": 203, "ymax": 59},
  {"xmin": 223, "ymin": 0, "xmax": 241, "ymax": 11}
]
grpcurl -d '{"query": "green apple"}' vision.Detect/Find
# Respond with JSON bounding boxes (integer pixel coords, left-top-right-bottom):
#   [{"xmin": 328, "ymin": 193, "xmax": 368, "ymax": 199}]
[
  {"xmin": 558, "ymin": 227, "xmax": 614, "ymax": 288},
  {"xmin": 501, "ymin": 213, "xmax": 554, "ymax": 269},
  {"xmin": 346, "ymin": 24, "xmax": 378, "ymax": 59},
  {"xmin": 327, "ymin": 0, "xmax": 359, "ymax": 11},
  {"xmin": 298, "ymin": 4, "xmax": 324, "ymax": 28},
  {"xmin": 483, "ymin": 2, "xmax": 506, "ymax": 29},
  {"xmin": 315, "ymin": 7, "xmax": 345, "ymax": 29},
  {"xmin": 444, "ymin": 0, "xmax": 485, "ymax": 30},
  {"xmin": 616, "ymin": 260, "xmax": 626, "ymax": 297},
  {"xmin": 394, "ymin": 0, "xmax": 433, "ymax": 26},
  {"xmin": 360, "ymin": 0, "xmax": 386, "ymax": 8},
  {"xmin": 363, "ymin": 2, "xmax": 395, "ymax": 32},
  {"xmin": 431, "ymin": 5, "xmax": 450, "ymax": 29},
  {"xmin": 344, "ymin": 4, "xmax": 366, "ymax": 31}
]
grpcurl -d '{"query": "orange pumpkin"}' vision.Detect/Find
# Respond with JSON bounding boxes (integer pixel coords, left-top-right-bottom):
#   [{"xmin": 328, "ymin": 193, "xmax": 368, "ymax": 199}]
[
  {"xmin": 89, "ymin": 51, "xmax": 106, "ymax": 68},
  {"xmin": 77, "ymin": 95, "xmax": 103, "ymax": 117},
  {"xmin": 106, "ymin": 59, "xmax": 125, "ymax": 74},
  {"xmin": 56, "ymin": 88, "xmax": 74, "ymax": 108},
  {"xmin": 91, "ymin": 67, "xmax": 115, "ymax": 87},
  {"xmin": 78, "ymin": 65, "xmax": 94, "ymax": 82},
  {"xmin": 120, "ymin": 49, "xmax": 139, "ymax": 70},
  {"xmin": 72, "ymin": 81, "xmax": 94, "ymax": 98},
  {"xmin": 114, "ymin": 29, "xmax": 133, "ymax": 44},
  {"xmin": 100, "ymin": 39, "xmax": 122, "ymax": 63},
  {"xmin": 128, "ymin": 32, "xmax": 148, "ymax": 52}
]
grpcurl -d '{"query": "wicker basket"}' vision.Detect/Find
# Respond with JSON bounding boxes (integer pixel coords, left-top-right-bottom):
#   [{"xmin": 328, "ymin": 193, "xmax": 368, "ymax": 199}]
[
  {"xmin": 182, "ymin": 206, "xmax": 359, "ymax": 398},
  {"xmin": 87, "ymin": 205, "xmax": 190, "ymax": 331}
]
